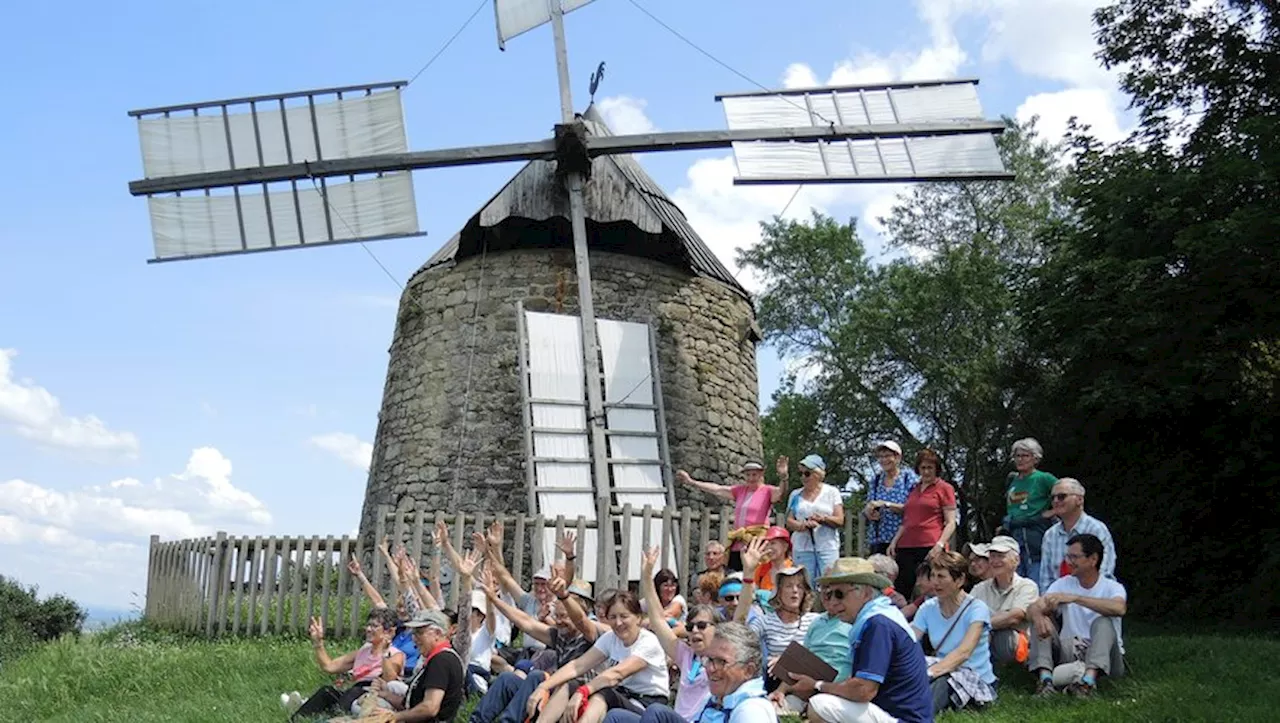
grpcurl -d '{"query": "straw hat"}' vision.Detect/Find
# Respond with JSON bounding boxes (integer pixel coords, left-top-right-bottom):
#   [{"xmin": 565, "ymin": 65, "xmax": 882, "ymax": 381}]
[{"xmin": 816, "ymin": 557, "xmax": 893, "ymax": 590}]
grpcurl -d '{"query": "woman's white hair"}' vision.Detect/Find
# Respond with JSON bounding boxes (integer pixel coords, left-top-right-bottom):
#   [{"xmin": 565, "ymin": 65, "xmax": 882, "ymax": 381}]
[
  {"xmin": 867, "ymin": 554, "xmax": 899, "ymax": 581},
  {"xmin": 1011, "ymin": 437, "xmax": 1044, "ymax": 460}
]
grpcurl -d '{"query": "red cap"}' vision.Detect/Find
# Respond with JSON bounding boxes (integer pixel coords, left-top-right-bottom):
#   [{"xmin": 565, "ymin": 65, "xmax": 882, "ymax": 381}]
[{"xmin": 763, "ymin": 526, "xmax": 791, "ymax": 543}]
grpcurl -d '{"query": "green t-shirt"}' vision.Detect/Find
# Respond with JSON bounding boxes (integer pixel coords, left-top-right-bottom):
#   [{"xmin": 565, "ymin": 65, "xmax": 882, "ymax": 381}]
[{"xmin": 1006, "ymin": 469, "xmax": 1057, "ymax": 521}]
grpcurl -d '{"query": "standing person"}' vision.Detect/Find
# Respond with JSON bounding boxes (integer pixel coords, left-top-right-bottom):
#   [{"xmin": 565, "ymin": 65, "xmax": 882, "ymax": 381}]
[
  {"xmin": 1003, "ymin": 438, "xmax": 1058, "ymax": 585},
  {"xmin": 785, "ymin": 454, "xmax": 845, "ymax": 580},
  {"xmin": 911, "ymin": 552, "xmax": 997, "ymax": 713},
  {"xmin": 789, "ymin": 558, "xmax": 932, "ymax": 723},
  {"xmin": 700, "ymin": 622, "xmax": 779, "ymax": 723},
  {"xmin": 1039, "ymin": 478, "xmax": 1118, "ymax": 592},
  {"xmin": 886, "ymin": 449, "xmax": 956, "ymax": 598},
  {"xmin": 970, "ymin": 536, "xmax": 1039, "ymax": 666},
  {"xmin": 678, "ymin": 457, "xmax": 791, "ymax": 571},
  {"xmin": 1027, "ymin": 534, "xmax": 1126, "ymax": 698},
  {"xmin": 859, "ymin": 442, "xmax": 918, "ymax": 556}
]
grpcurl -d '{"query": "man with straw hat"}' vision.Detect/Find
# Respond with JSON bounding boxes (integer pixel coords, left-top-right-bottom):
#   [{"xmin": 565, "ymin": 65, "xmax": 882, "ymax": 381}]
[{"xmin": 786, "ymin": 558, "xmax": 932, "ymax": 723}]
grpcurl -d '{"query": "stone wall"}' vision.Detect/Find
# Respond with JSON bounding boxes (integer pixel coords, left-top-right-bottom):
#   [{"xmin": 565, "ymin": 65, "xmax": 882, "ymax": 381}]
[{"xmin": 358, "ymin": 247, "xmax": 762, "ymax": 539}]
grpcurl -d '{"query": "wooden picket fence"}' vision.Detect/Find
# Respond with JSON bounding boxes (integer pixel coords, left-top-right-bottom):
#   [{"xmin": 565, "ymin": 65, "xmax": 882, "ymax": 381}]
[{"xmin": 143, "ymin": 504, "xmax": 868, "ymax": 638}]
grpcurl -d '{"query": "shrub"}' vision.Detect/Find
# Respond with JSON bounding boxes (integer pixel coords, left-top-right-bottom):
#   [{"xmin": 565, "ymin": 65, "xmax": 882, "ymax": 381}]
[{"xmin": 0, "ymin": 575, "xmax": 87, "ymax": 665}]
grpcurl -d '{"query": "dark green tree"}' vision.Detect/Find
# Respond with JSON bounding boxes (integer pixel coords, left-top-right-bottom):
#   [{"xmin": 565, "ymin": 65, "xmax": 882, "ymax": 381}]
[{"xmin": 1024, "ymin": 0, "xmax": 1280, "ymax": 618}]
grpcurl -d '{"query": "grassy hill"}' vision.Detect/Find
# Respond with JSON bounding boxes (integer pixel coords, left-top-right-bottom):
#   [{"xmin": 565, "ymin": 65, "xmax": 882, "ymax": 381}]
[{"xmin": 2, "ymin": 622, "xmax": 1277, "ymax": 722}]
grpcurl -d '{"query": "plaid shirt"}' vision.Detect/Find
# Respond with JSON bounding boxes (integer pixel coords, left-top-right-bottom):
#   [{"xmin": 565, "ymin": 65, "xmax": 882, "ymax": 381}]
[{"xmin": 1039, "ymin": 511, "xmax": 1117, "ymax": 591}]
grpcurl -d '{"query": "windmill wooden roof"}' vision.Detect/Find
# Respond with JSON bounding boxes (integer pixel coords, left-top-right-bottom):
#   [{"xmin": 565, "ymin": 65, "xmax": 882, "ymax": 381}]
[{"xmin": 421, "ymin": 106, "xmax": 749, "ymax": 300}]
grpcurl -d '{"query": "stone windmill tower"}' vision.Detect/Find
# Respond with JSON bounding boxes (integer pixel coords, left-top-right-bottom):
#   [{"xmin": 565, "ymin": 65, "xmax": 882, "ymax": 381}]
[{"xmin": 358, "ymin": 106, "xmax": 763, "ymax": 568}]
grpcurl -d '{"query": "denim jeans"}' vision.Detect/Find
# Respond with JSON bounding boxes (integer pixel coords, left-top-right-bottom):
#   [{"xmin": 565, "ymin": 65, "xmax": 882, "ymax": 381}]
[
  {"xmin": 603, "ymin": 704, "xmax": 686, "ymax": 723},
  {"xmin": 793, "ymin": 548, "xmax": 840, "ymax": 581},
  {"xmin": 469, "ymin": 670, "xmax": 546, "ymax": 723}
]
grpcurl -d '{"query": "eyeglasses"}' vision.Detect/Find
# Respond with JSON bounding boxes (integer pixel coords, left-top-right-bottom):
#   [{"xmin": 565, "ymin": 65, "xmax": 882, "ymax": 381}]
[
  {"xmin": 689, "ymin": 621, "xmax": 715, "ymax": 631},
  {"xmin": 704, "ymin": 656, "xmax": 736, "ymax": 671},
  {"xmin": 1063, "ymin": 553, "xmax": 1086, "ymax": 561},
  {"xmin": 721, "ymin": 594, "xmax": 739, "ymax": 603},
  {"xmin": 1052, "ymin": 493, "xmax": 1073, "ymax": 502},
  {"xmin": 822, "ymin": 588, "xmax": 847, "ymax": 601}
]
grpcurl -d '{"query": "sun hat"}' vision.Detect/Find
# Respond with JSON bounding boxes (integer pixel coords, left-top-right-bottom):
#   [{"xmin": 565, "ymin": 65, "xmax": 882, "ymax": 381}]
[
  {"xmin": 772, "ymin": 564, "xmax": 812, "ymax": 591},
  {"xmin": 873, "ymin": 441, "xmax": 903, "ymax": 456},
  {"xmin": 403, "ymin": 608, "xmax": 451, "ymax": 632},
  {"xmin": 967, "ymin": 543, "xmax": 991, "ymax": 558},
  {"xmin": 816, "ymin": 557, "xmax": 893, "ymax": 590},
  {"xmin": 567, "ymin": 579, "xmax": 594, "ymax": 604},
  {"xmin": 798, "ymin": 454, "xmax": 826, "ymax": 471},
  {"xmin": 987, "ymin": 535, "xmax": 1019, "ymax": 554},
  {"xmin": 471, "ymin": 590, "xmax": 488, "ymax": 614},
  {"xmin": 740, "ymin": 461, "xmax": 765, "ymax": 472}
]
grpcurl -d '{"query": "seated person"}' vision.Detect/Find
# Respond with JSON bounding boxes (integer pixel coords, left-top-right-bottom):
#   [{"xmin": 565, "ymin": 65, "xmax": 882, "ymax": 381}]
[
  {"xmin": 526, "ymin": 591, "xmax": 670, "ymax": 723},
  {"xmin": 1027, "ymin": 533, "xmax": 1126, "ymax": 698},
  {"xmin": 911, "ymin": 551, "xmax": 997, "ymax": 712},
  {"xmin": 347, "ymin": 555, "xmax": 423, "ymax": 676},
  {"xmin": 471, "ymin": 521, "xmax": 559, "ymax": 661},
  {"xmin": 964, "ymin": 543, "xmax": 991, "ymax": 589},
  {"xmin": 768, "ymin": 563, "xmax": 854, "ymax": 713},
  {"xmin": 470, "ymin": 572, "xmax": 595, "ymax": 723},
  {"xmin": 1038, "ymin": 478, "xmax": 1118, "ymax": 592},
  {"xmin": 900, "ymin": 562, "xmax": 934, "ymax": 621},
  {"xmin": 604, "ymin": 547, "xmax": 723, "ymax": 723},
  {"xmin": 736, "ymin": 538, "xmax": 819, "ymax": 679},
  {"xmin": 969, "ymin": 535, "xmax": 1038, "ymax": 666},
  {"xmin": 640, "ymin": 567, "xmax": 687, "ymax": 627},
  {"xmin": 291, "ymin": 608, "xmax": 406, "ymax": 719},
  {"xmin": 867, "ymin": 555, "xmax": 908, "ymax": 609},
  {"xmin": 694, "ymin": 571, "xmax": 724, "ymax": 606},
  {"xmin": 788, "ymin": 558, "xmax": 931, "ymax": 723},
  {"xmin": 467, "ymin": 590, "xmax": 498, "ymax": 694},
  {"xmin": 372, "ymin": 609, "xmax": 469, "ymax": 722},
  {"xmin": 716, "ymin": 574, "xmax": 744, "ymax": 622},
  {"xmin": 700, "ymin": 622, "xmax": 778, "ymax": 723},
  {"xmin": 752, "ymin": 527, "xmax": 794, "ymax": 599}
]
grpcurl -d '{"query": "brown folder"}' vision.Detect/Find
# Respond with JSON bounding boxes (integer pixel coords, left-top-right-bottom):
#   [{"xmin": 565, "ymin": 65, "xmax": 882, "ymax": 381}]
[{"xmin": 771, "ymin": 641, "xmax": 839, "ymax": 683}]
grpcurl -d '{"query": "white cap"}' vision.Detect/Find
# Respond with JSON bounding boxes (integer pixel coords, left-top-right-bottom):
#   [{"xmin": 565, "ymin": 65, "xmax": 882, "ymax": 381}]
[
  {"xmin": 471, "ymin": 590, "xmax": 488, "ymax": 614},
  {"xmin": 874, "ymin": 440, "xmax": 903, "ymax": 456},
  {"xmin": 532, "ymin": 566, "xmax": 552, "ymax": 581}
]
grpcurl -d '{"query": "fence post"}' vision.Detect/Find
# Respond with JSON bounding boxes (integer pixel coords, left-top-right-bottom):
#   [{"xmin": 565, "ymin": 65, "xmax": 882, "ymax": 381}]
[
  {"xmin": 144, "ymin": 535, "xmax": 160, "ymax": 620},
  {"xmin": 857, "ymin": 515, "xmax": 867, "ymax": 557},
  {"xmin": 619, "ymin": 504, "xmax": 634, "ymax": 583},
  {"xmin": 208, "ymin": 532, "xmax": 228, "ymax": 638},
  {"xmin": 678, "ymin": 508, "xmax": 692, "ymax": 590},
  {"xmin": 374, "ymin": 506, "xmax": 389, "ymax": 597},
  {"xmin": 262, "ymin": 536, "xmax": 279, "ymax": 636}
]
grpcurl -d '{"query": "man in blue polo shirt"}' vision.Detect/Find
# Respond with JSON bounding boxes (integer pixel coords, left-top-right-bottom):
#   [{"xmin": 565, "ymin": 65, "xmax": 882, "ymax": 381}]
[{"xmin": 788, "ymin": 558, "xmax": 931, "ymax": 723}]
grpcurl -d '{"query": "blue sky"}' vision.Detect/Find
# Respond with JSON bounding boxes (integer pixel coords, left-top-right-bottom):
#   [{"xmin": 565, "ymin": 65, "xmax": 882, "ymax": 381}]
[{"xmin": 0, "ymin": 0, "xmax": 1128, "ymax": 609}]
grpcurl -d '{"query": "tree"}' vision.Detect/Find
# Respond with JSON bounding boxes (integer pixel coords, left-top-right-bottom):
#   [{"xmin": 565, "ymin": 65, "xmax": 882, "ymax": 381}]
[
  {"xmin": 1023, "ymin": 0, "xmax": 1280, "ymax": 619},
  {"xmin": 744, "ymin": 120, "xmax": 1066, "ymax": 540}
]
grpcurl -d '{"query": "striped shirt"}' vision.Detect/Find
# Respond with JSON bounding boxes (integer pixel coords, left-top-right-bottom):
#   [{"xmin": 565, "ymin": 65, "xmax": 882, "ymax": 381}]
[
  {"xmin": 747, "ymin": 608, "xmax": 820, "ymax": 662},
  {"xmin": 1039, "ymin": 511, "xmax": 1117, "ymax": 592}
]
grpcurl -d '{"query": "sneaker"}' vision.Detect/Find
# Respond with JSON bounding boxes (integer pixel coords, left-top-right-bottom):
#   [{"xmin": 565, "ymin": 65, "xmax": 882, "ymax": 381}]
[
  {"xmin": 1034, "ymin": 679, "xmax": 1058, "ymax": 697},
  {"xmin": 280, "ymin": 691, "xmax": 303, "ymax": 714},
  {"xmin": 1066, "ymin": 682, "xmax": 1095, "ymax": 698}
]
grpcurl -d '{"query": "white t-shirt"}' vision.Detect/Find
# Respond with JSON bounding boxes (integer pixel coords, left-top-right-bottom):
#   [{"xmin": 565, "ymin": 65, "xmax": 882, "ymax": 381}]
[
  {"xmin": 1047, "ymin": 574, "xmax": 1126, "ymax": 652},
  {"xmin": 469, "ymin": 623, "xmax": 496, "ymax": 670},
  {"xmin": 640, "ymin": 594, "xmax": 688, "ymax": 622},
  {"xmin": 590, "ymin": 628, "xmax": 670, "ymax": 696},
  {"xmin": 787, "ymin": 484, "xmax": 843, "ymax": 552}
]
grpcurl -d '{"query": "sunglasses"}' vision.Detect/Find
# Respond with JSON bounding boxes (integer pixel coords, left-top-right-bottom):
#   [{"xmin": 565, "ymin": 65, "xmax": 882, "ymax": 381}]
[
  {"xmin": 689, "ymin": 620, "xmax": 715, "ymax": 631},
  {"xmin": 822, "ymin": 588, "xmax": 847, "ymax": 601},
  {"xmin": 1052, "ymin": 493, "xmax": 1073, "ymax": 502},
  {"xmin": 721, "ymin": 594, "xmax": 740, "ymax": 603}
]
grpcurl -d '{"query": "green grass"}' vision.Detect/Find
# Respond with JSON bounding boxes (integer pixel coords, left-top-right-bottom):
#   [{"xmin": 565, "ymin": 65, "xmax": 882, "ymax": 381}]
[{"xmin": 1, "ymin": 622, "xmax": 1277, "ymax": 721}]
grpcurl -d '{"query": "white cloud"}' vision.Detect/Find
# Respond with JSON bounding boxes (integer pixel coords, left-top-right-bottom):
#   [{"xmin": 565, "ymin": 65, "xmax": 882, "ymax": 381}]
[
  {"xmin": 0, "ymin": 447, "xmax": 271, "ymax": 607},
  {"xmin": 596, "ymin": 95, "xmax": 658, "ymax": 135},
  {"xmin": 309, "ymin": 432, "xmax": 373, "ymax": 472},
  {"xmin": 0, "ymin": 348, "xmax": 140, "ymax": 460},
  {"xmin": 1016, "ymin": 87, "xmax": 1126, "ymax": 144}
]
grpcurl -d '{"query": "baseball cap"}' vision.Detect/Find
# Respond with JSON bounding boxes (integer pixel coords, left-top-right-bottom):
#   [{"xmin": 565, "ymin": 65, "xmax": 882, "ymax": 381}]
[
  {"xmin": 799, "ymin": 454, "xmax": 826, "ymax": 471},
  {"xmin": 532, "ymin": 566, "xmax": 552, "ymax": 581},
  {"xmin": 968, "ymin": 543, "xmax": 991, "ymax": 558},
  {"xmin": 874, "ymin": 441, "xmax": 903, "ymax": 456},
  {"xmin": 403, "ymin": 609, "xmax": 451, "ymax": 632},
  {"xmin": 987, "ymin": 535, "xmax": 1018, "ymax": 554}
]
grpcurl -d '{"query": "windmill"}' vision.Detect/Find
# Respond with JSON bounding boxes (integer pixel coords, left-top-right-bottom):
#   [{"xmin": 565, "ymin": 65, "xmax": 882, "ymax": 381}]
[{"xmin": 125, "ymin": 0, "xmax": 1013, "ymax": 586}]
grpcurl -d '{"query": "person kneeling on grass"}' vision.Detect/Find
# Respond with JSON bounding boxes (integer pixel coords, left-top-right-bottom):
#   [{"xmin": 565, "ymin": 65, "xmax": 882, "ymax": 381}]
[
  {"xmin": 291, "ymin": 607, "xmax": 406, "ymax": 719},
  {"xmin": 789, "ymin": 557, "xmax": 930, "ymax": 723},
  {"xmin": 525, "ymin": 591, "xmax": 670, "ymax": 723},
  {"xmin": 1027, "ymin": 533, "xmax": 1126, "ymax": 698}
]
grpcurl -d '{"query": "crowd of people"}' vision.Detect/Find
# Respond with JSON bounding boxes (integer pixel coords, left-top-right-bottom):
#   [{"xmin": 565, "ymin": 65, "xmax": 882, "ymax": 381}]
[{"xmin": 284, "ymin": 437, "xmax": 1123, "ymax": 722}]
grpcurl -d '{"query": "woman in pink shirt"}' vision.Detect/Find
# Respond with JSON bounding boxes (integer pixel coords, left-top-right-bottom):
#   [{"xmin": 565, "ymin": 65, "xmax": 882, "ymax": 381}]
[{"xmin": 676, "ymin": 458, "xmax": 790, "ymax": 571}]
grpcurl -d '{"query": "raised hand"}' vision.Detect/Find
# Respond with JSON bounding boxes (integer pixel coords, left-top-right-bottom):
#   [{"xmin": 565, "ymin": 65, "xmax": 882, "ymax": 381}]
[
  {"xmin": 456, "ymin": 547, "xmax": 482, "ymax": 578},
  {"xmin": 551, "ymin": 561, "xmax": 567, "ymax": 583},
  {"xmin": 347, "ymin": 557, "xmax": 364, "ymax": 577},
  {"xmin": 478, "ymin": 566, "xmax": 499, "ymax": 597},
  {"xmin": 743, "ymin": 537, "xmax": 768, "ymax": 577},
  {"xmin": 549, "ymin": 576, "xmax": 568, "ymax": 599},
  {"xmin": 378, "ymin": 536, "xmax": 391, "ymax": 554},
  {"xmin": 433, "ymin": 521, "xmax": 448, "ymax": 548},
  {"xmin": 308, "ymin": 615, "xmax": 324, "ymax": 642},
  {"xmin": 485, "ymin": 520, "xmax": 504, "ymax": 550},
  {"xmin": 641, "ymin": 546, "xmax": 660, "ymax": 578},
  {"xmin": 557, "ymin": 530, "xmax": 578, "ymax": 559},
  {"xmin": 675, "ymin": 470, "xmax": 693, "ymax": 486},
  {"xmin": 776, "ymin": 456, "xmax": 790, "ymax": 478}
]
